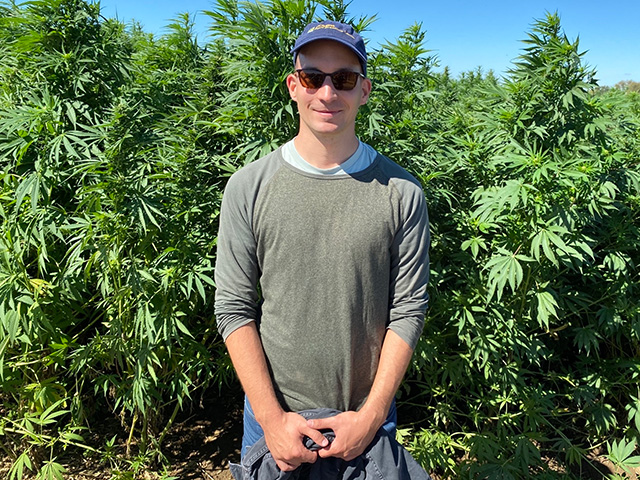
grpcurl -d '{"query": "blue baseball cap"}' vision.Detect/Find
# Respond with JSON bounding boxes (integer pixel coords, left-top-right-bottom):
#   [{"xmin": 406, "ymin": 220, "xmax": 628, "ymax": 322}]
[{"xmin": 291, "ymin": 20, "xmax": 367, "ymax": 76}]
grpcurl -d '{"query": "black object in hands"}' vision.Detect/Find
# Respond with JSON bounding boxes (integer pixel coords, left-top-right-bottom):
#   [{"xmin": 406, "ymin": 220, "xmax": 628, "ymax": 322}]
[{"xmin": 303, "ymin": 429, "xmax": 335, "ymax": 451}]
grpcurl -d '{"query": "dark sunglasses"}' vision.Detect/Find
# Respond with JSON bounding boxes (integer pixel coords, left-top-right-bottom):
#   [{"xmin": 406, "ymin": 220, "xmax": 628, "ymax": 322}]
[{"xmin": 295, "ymin": 69, "xmax": 365, "ymax": 91}]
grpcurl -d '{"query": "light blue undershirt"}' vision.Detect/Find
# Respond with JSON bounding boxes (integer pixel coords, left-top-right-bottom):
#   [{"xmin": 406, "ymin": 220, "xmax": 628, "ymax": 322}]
[{"xmin": 282, "ymin": 138, "xmax": 377, "ymax": 175}]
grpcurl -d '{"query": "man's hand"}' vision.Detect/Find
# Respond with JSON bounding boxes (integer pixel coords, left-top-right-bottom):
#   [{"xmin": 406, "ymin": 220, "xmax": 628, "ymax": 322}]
[
  {"xmin": 307, "ymin": 410, "xmax": 380, "ymax": 461},
  {"xmin": 306, "ymin": 330, "xmax": 414, "ymax": 461},
  {"xmin": 261, "ymin": 410, "xmax": 329, "ymax": 471}
]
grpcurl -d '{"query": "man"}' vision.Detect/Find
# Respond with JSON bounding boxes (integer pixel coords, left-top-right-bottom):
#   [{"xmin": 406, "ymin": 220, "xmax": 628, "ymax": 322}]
[{"xmin": 214, "ymin": 20, "xmax": 430, "ymax": 472}]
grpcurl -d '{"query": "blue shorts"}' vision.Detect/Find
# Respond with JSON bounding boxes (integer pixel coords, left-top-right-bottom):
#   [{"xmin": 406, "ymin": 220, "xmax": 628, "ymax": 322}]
[{"xmin": 240, "ymin": 396, "xmax": 398, "ymax": 458}]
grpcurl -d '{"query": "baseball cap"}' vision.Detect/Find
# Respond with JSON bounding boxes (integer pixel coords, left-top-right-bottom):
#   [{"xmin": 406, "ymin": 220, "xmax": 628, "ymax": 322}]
[{"xmin": 291, "ymin": 20, "xmax": 367, "ymax": 76}]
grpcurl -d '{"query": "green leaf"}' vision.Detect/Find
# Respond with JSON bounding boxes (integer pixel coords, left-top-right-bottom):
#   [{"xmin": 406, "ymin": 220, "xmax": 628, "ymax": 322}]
[
  {"xmin": 38, "ymin": 399, "xmax": 69, "ymax": 426},
  {"xmin": 626, "ymin": 396, "xmax": 640, "ymax": 433},
  {"xmin": 573, "ymin": 327, "xmax": 600, "ymax": 356},
  {"xmin": 607, "ymin": 439, "xmax": 640, "ymax": 474},
  {"xmin": 9, "ymin": 450, "xmax": 33, "ymax": 480},
  {"xmin": 174, "ymin": 318, "xmax": 193, "ymax": 338},
  {"xmin": 194, "ymin": 274, "xmax": 206, "ymax": 301},
  {"xmin": 535, "ymin": 290, "xmax": 558, "ymax": 330},
  {"xmin": 462, "ymin": 236, "xmax": 487, "ymax": 259},
  {"xmin": 14, "ymin": 173, "xmax": 36, "ymax": 214},
  {"xmin": 485, "ymin": 248, "xmax": 530, "ymax": 300},
  {"xmin": 36, "ymin": 459, "xmax": 66, "ymax": 480}
]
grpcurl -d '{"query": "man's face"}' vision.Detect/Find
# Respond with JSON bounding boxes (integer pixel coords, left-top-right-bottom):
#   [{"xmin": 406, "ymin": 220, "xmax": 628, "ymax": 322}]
[{"xmin": 286, "ymin": 39, "xmax": 372, "ymax": 140}]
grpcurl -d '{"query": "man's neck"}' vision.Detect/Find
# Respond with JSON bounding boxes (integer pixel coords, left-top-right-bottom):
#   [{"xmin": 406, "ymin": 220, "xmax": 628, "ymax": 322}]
[{"xmin": 293, "ymin": 132, "xmax": 360, "ymax": 169}]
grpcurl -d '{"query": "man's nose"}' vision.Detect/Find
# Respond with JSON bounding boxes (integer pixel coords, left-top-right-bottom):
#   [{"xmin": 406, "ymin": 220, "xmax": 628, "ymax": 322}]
[{"xmin": 317, "ymin": 76, "xmax": 338, "ymax": 98}]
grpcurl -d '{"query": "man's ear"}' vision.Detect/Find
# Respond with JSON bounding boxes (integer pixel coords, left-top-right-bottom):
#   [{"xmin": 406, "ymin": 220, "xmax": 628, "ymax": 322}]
[
  {"xmin": 286, "ymin": 73, "xmax": 299, "ymax": 102},
  {"xmin": 360, "ymin": 77, "xmax": 372, "ymax": 105}
]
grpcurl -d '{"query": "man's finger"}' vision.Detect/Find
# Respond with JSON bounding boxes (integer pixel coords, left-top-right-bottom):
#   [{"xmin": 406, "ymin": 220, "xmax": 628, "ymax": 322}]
[
  {"xmin": 302, "ymin": 422, "xmax": 330, "ymax": 449},
  {"xmin": 276, "ymin": 460, "xmax": 297, "ymax": 472},
  {"xmin": 307, "ymin": 416, "xmax": 336, "ymax": 431},
  {"xmin": 298, "ymin": 446, "xmax": 320, "ymax": 464}
]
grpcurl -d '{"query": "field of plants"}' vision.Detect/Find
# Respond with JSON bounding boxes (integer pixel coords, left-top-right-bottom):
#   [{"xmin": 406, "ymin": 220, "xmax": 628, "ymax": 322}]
[{"xmin": 1, "ymin": 0, "xmax": 639, "ymax": 479}]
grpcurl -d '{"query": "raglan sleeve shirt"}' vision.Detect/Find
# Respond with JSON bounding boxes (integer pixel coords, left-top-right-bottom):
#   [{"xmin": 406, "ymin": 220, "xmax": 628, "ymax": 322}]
[
  {"xmin": 213, "ymin": 160, "xmax": 268, "ymax": 339},
  {"xmin": 214, "ymin": 148, "xmax": 430, "ymax": 412},
  {"xmin": 386, "ymin": 168, "xmax": 430, "ymax": 349}
]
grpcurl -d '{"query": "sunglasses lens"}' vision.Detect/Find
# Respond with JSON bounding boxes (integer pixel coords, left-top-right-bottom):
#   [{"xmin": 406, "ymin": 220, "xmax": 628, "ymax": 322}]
[
  {"xmin": 332, "ymin": 71, "xmax": 358, "ymax": 90},
  {"xmin": 298, "ymin": 71, "xmax": 325, "ymax": 89},
  {"xmin": 296, "ymin": 70, "xmax": 361, "ymax": 91}
]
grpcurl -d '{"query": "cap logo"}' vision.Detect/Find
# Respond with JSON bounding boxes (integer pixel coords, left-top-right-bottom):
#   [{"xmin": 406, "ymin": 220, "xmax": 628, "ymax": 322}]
[{"xmin": 307, "ymin": 23, "xmax": 355, "ymax": 40}]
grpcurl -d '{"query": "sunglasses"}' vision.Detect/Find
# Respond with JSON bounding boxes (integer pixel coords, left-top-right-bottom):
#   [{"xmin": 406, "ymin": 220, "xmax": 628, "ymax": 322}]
[{"xmin": 295, "ymin": 69, "xmax": 365, "ymax": 91}]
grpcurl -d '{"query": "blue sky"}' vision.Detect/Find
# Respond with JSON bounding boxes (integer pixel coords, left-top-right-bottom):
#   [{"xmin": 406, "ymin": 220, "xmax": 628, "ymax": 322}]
[{"xmin": 97, "ymin": 0, "xmax": 639, "ymax": 87}]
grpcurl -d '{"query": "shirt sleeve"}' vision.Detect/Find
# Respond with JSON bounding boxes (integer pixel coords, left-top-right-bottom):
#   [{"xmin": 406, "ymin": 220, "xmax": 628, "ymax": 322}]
[
  {"xmin": 387, "ymin": 179, "xmax": 430, "ymax": 349},
  {"xmin": 214, "ymin": 170, "xmax": 262, "ymax": 340}
]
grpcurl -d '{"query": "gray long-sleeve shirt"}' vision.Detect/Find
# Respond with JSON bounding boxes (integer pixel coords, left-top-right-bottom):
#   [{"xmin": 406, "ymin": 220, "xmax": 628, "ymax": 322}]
[{"xmin": 214, "ymin": 146, "xmax": 430, "ymax": 412}]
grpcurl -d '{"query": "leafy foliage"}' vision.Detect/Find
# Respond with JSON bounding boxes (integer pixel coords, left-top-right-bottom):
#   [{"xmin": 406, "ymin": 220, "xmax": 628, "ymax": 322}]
[
  {"xmin": 403, "ymin": 12, "xmax": 640, "ymax": 479},
  {"xmin": 1, "ymin": 1, "xmax": 639, "ymax": 479},
  {"xmin": 0, "ymin": 0, "xmax": 231, "ymax": 476}
]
